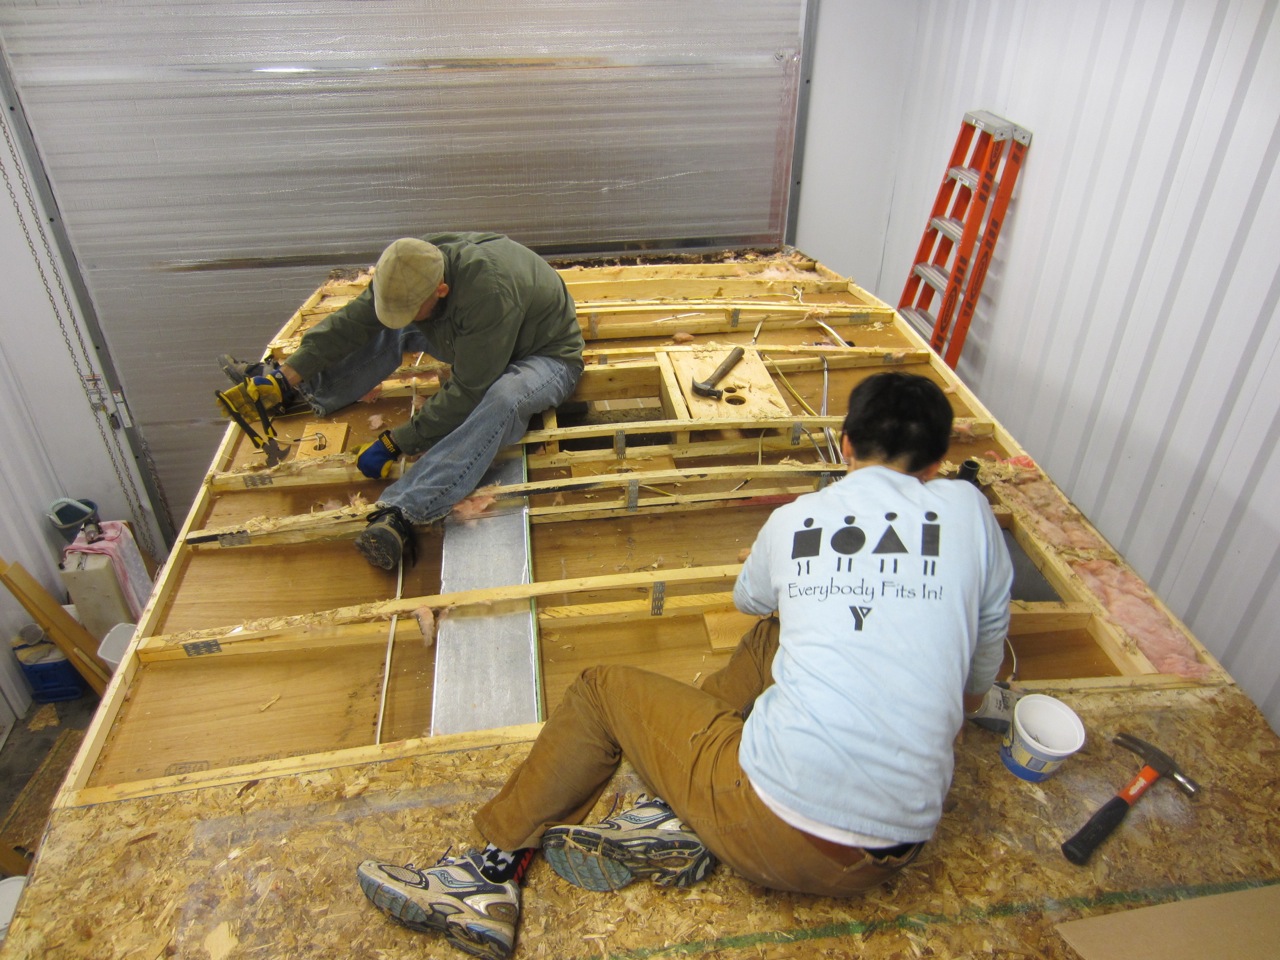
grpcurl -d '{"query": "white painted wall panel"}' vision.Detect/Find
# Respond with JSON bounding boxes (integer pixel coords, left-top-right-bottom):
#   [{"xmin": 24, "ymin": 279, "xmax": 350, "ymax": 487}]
[{"xmin": 799, "ymin": 0, "xmax": 1280, "ymax": 733}]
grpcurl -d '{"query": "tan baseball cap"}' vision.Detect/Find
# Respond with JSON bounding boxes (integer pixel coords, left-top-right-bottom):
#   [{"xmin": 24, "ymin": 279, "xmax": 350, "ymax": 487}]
[{"xmin": 373, "ymin": 238, "xmax": 445, "ymax": 329}]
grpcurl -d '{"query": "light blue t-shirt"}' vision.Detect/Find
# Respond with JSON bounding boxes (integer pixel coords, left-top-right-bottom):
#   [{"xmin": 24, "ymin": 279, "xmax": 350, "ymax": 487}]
[{"xmin": 733, "ymin": 466, "xmax": 1013, "ymax": 842}]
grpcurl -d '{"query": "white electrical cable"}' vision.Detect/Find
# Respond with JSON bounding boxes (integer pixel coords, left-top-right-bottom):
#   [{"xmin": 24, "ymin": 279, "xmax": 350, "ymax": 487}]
[
  {"xmin": 374, "ymin": 381, "xmax": 417, "ymax": 744},
  {"xmin": 374, "ymin": 556, "xmax": 405, "ymax": 745}
]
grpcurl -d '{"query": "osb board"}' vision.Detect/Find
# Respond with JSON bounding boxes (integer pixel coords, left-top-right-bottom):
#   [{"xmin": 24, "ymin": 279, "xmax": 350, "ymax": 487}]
[
  {"xmin": 530, "ymin": 505, "xmax": 772, "ymax": 585},
  {"xmin": 87, "ymin": 637, "xmax": 433, "ymax": 787},
  {"xmin": 292, "ymin": 422, "xmax": 351, "ymax": 461},
  {"xmin": 154, "ymin": 542, "xmax": 443, "ymax": 635},
  {"xmin": 6, "ymin": 685, "xmax": 1279, "ymax": 959},
  {"xmin": 539, "ymin": 616, "xmax": 731, "ymax": 714},
  {"xmin": 668, "ymin": 346, "xmax": 792, "ymax": 419}
]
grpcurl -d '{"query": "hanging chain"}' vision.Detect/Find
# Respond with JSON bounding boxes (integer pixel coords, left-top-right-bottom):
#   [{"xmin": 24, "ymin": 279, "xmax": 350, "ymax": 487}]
[{"xmin": 0, "ymin": 105, "xmax": 164, "ymax": 556}]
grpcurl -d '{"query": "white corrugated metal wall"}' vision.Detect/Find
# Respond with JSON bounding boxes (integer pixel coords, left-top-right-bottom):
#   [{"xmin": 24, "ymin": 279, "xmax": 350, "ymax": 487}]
[
  {"xmin": 0, "ymin": 0, "xmax": 809, "ymax": 519},
  {"xmin": 797, "ymin": 0, "xmax": 1280, "ymax": 733}
]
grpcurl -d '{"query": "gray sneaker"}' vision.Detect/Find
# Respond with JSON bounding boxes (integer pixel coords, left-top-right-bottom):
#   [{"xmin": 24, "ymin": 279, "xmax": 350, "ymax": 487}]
[
  {"xmin": 541, "ymin": 795, "xmax": 717, "ymax": 892},
  {"xmin": 356, "ymin": 851, "xmax": 519, "ymax": 960}
]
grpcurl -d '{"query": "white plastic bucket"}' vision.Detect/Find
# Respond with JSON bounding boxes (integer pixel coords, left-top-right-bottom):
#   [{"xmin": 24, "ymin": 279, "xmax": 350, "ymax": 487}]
[
  {"xmin": 0, "ymin": 875, "xmax": 27, "ymax": 942},
  {"xmin": 97, "ymin": 623, "xmax": 136, "ymax": 672},
  {"xmin": 1000, "ymin": 694, "xmax": 1086, "ymax": 782}
]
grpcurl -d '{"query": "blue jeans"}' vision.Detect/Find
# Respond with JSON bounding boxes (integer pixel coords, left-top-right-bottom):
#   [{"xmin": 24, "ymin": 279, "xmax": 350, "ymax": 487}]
[{"xmin": 299, "ymin": 329, "xmax": 581, "ymax": 523}]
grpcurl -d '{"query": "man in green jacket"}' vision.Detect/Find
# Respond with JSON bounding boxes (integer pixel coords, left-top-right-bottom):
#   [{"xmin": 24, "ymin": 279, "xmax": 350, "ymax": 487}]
[{"xmin": 219, "ymin": 233, "xmax": 584, "ymax": 569}]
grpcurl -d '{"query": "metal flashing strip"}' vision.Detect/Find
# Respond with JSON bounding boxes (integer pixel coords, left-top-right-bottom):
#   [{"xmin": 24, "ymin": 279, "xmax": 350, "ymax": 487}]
[{"xmin": 430, "ymin": 454, "xmax": 539, "ymax": 736}]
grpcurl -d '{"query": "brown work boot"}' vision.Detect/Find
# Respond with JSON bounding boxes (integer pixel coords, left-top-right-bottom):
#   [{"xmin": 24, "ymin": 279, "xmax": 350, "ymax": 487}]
[{"xmin": 355, "ymin": 505, "xmax": 418, "ymax": 570}]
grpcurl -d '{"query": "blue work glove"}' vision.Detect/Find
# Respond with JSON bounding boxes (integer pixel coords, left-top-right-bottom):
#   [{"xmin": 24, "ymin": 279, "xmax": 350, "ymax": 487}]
[{"xmin": 354, "ymin": 431, "xmax": 402, "ymax": 480}]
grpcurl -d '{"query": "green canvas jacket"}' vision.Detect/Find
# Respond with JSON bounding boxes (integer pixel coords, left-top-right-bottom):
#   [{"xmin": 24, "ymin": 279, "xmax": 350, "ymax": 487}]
[{"xmin": 287, "ymin": 232, "xmax": 583, "ymax": 454}]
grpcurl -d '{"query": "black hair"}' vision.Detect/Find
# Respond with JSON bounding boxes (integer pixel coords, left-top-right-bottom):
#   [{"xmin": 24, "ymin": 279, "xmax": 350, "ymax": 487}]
[{"xmin": 841, "ymin": 372, "xmax": 953, "ymax": 473}]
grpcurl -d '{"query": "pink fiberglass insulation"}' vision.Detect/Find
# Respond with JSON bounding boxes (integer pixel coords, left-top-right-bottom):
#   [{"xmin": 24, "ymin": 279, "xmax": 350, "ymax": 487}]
[
  {"xmin": 997, "ymin": 480, "xmax": 1107, "ymax": 553},
  {"xmin": 1072, "ymin": 559, "xmax": 1211, "ymax": 679}
]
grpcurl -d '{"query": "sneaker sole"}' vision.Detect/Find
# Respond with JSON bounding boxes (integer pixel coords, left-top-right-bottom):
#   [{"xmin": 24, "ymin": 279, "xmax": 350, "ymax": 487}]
[
  {"xmin": 542, "ymin": 837, "xmax": 636, "ymax": 892},
  {"xmin": 542, "ymin": 826, "xmax": 716, "ymax": 891},
  {"xmin": 217, "ymin": 353, "xmax": 260, "ymax": 385},
  {"xmin": 356, "ymin": 871, "xmax": 512, "ymax": 960}
]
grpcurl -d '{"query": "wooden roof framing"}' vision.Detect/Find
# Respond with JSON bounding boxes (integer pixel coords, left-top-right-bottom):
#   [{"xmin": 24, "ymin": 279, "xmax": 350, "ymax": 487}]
[
  {"xmin": 56, "ymin": 249, "xmax": 1231, "ymax": 799},
  {"xmin": 5, "ymin": 251, "xmax": 1271, "ymax": 960}
]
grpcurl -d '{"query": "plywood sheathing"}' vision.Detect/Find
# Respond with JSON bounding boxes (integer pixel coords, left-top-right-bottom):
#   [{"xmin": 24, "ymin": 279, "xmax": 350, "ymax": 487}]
[{"xmin": 7, "ymin": 685, "xmax": 1278, "ymax": 959}]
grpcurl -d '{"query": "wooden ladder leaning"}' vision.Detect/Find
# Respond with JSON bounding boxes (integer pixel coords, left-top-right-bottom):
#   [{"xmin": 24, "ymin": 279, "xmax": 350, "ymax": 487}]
[{"xmin": 898, "ymin": 110, "xmax": 1031, "ymax": 368}]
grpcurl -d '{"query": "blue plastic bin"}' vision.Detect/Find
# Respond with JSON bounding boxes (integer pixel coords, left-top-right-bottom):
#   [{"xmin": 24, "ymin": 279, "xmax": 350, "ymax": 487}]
[{"xmin": 20, "ymin": 653, "xmax": 86, "ymax": 703}]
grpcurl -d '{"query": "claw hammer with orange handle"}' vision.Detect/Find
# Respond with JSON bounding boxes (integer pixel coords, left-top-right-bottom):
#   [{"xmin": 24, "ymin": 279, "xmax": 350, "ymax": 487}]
[{"xmin": 1062, "ymin": 732, "xmax": 1200, "ymax": 865}]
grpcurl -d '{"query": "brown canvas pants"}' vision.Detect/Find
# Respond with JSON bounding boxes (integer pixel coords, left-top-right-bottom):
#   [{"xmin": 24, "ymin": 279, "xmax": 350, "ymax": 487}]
[{"xmin": 474, "ymin": 617, "xmax": 921, "ymax": 896}]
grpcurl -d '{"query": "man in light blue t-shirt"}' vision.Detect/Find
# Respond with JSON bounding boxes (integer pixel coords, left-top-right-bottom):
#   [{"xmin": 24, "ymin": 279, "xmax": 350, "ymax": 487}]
[{"xmin": 355, "ymin": 372, "xmax": 1015, "ymax": 960}]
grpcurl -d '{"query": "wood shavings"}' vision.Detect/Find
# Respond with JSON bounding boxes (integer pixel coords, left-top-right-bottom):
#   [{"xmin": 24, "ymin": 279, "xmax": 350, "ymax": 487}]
[
  {"xmin": 8, "ymin": 690, "xmax": 1280, "ymax": 960},
  {"xmin": 995, "ymin": 479, "xmax": 1106, "ymax": 553},
  {"xmin": 227, "ymin": 502, "xmax": 370, "ymax": 537},
  {"xmin": 368, "ymin": 414, "xmax": 384, "ymax": 430},
  {"xmin": 358, "ymin": 385, "xmax": 382, "ymax": 403},
  {"xmin": 26, "ymin": 703, "xmax": 59, "ymax": 732},
  {"xmin": 258, "ymin": 694, "xmax": 281, "ymax": 712},
  {"xmin": 202, "ymin": 921, "xmax": 238, "ymax": 960}
]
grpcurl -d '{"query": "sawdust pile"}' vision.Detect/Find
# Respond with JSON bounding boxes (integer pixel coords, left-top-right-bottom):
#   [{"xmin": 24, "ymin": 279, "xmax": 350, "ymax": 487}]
[{"xmin": 10, "ymin": 686, "xmax": 1279, "ymax": 960}]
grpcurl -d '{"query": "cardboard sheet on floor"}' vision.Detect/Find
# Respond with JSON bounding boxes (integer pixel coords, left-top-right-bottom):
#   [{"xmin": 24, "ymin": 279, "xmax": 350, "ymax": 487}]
[{"xmin": 1055, "ymin": 884, "xmax": 1280, "ymax": 960}]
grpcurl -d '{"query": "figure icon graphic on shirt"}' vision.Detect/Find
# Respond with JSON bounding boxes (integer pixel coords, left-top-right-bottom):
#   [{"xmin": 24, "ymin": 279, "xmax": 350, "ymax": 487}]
[
  {"xmin": 830, "ymin": 516, "xmax": 866, "ymax": 572},
  {"xmin": 921, "ymin": 511, "xmax": 940, "ymax": 576},
  {"xmin": 873, "ymin": 511, "xmax": 908, "ymax": 574},
  {"xmin": 791, "ymin": 518, "xmax": 822, "ymax": 574}
]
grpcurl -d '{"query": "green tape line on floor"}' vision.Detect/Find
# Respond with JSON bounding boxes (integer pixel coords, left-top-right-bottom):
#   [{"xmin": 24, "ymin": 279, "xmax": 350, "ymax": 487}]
[{"xmin": 574, "ymin": 876, "xmax": 1280, "ymax": 960}]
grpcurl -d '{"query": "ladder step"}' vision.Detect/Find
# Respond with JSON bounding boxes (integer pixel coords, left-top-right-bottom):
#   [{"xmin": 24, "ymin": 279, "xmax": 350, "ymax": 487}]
[
  {"xmin": 930, "ymin": 216, "xmax": 965, "ymax": 243},
  {"xmin": 899, "ymin": 306, "xmax": 934, "ymax": 335},
  {"xmin": 965, "ymin": 110, "xmax": 1015, "ymax": 140},
  {"xmin": 948, "ymin": 165, "xmax": 980, "ymax": 191},
  {"xmin": 913, "ymin": 262, "xmax": 950, "ymax": 293}
]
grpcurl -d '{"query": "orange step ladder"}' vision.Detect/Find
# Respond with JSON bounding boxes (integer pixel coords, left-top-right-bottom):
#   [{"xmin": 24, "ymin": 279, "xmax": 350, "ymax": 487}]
[{"xmin": 898, "ymin": 111, "xmax": 1031, "ymax": 367}]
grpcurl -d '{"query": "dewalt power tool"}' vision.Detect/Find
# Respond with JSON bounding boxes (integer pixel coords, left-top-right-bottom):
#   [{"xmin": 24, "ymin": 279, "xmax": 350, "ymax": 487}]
[{"xmin": 215, "ymin": 371, "xmax": 293, "ymax": 466}]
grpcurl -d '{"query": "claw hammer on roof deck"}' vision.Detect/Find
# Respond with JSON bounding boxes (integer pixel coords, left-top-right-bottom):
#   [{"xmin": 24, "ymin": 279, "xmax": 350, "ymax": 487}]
[
  {"xmin": 1062, "ymin": 732, "xmax": 1200, "ymax": 865},
  {"xmin": 691, "ymin": 346, "xmax": 745, "ymax": 400}
]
